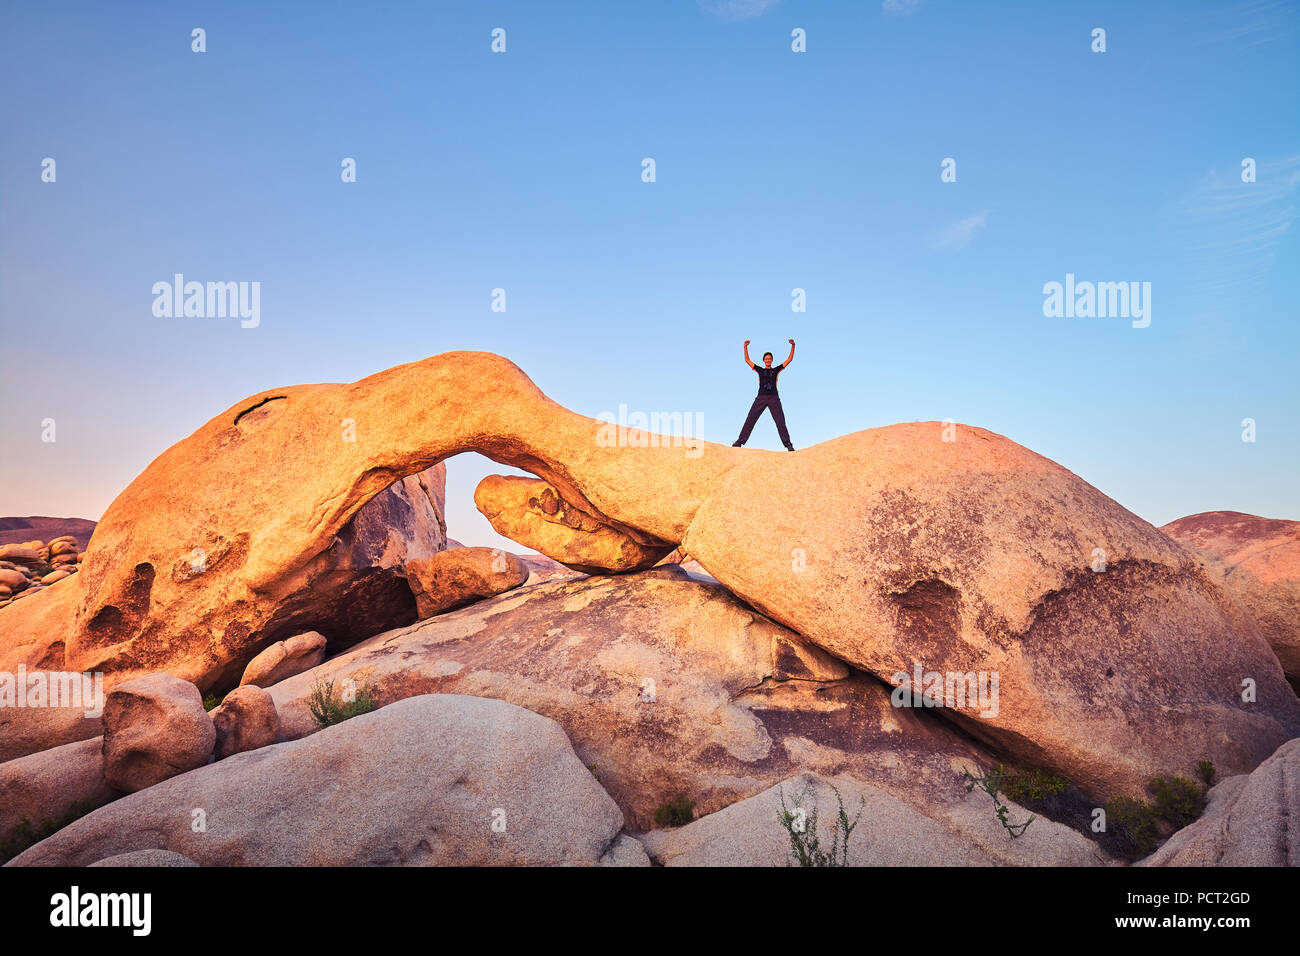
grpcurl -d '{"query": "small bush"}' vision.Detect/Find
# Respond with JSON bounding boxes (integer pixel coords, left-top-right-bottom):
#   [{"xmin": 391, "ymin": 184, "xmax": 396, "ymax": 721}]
[
  {"xmin": 1196, "ymin": 760, "xmax": 1216, "ymax": 788},
  {"xmin": 654, "ymin": 796, "xmax": 694, "ymax": 827},
  {"xmin": 1148, "ymin": 775, "xmax": 1206, "ymax": 829},
  {"xmin": 776, "ymin": 782, "xmax": 865, "ymax": 867},
  {"xmin": 999, "ymin": 766, "xmax": 1070, "ymax": 804},
  {"xmin": 202, "ymin": 692, "xmax": 221, "ymax": 712},
  {"xmin": 308, "ymin": 678, "xmax": 375, "ymax": 729},
  {"xmin": 1104, "ymin": 795, "xmax": 1160, "ymax": 857}
]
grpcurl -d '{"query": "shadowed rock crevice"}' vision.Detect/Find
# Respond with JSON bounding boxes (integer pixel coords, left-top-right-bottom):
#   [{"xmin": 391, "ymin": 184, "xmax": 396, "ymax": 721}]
[{"xmin": 232, "ymin": 395, "xmax": 286, "ymax": 425}]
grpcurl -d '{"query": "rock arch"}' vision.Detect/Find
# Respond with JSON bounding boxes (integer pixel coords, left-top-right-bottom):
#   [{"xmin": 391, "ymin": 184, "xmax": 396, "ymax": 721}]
[{"xmin": 3, "ymin": 351, "xmax": 1297, "ymax": 799}]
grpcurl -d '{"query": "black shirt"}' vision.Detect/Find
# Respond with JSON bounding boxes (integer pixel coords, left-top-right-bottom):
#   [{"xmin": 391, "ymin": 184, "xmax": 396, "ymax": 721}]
[{"xmin": 753, "ymin": 362, "xmax": 784, "ymax": 396}]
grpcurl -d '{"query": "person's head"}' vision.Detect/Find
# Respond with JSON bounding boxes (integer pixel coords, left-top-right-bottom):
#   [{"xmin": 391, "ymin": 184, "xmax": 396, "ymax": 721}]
[{"xmin": 762, "ymin": 351, "xmax": 774, "ymax": 367}]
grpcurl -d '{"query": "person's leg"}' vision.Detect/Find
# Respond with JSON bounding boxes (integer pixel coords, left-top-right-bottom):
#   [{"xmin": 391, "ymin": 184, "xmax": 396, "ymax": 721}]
[
  {"xmin": 734, "ymin": 398, "xmax": 765, "ymax": 446},
  {"xmin": 769, "ymin": 397, "xmax": 794, "ymax": 450}
]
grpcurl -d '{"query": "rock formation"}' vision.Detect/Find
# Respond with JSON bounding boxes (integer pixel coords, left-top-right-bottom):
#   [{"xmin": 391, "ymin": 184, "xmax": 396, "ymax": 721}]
[
  {"xmin": 101, "ymin": 674, "xmax": 215, "ymax": 793},
  {"xmin": 0, "ymin": 535, "xmax": 85, "ymax": 610},
  {"xmin": 239, "ymin": 631, "xmax": 328, "ymax": 688},
  {"xmin": 1161, "ymin": 511, "xmax": 1300, "ymax": 687},
  {"xmin": 405, "ymin": 546, "xmax": 529, "ymax": 618},
  {"xmin": 474, "ymin": 475, "xmax": 674, "ymax": 572},
  {"xmin": 8, "ymin": 695, "xmax": 629, "ymax": 867},
  {"xmin": 266, "ymin": 567, "xmax": 878, "ymax": 827},
  {"xmin": 210, "ymin": 685, "xmax": 280, "ymax": 759},
  {"xmin": 0, "ymin": 463, "xmax": 449, "ymax": 694},
  {"xmin": 259, "ymin": 565, "xmax": 1107, "ymax": 860},
  {"xmin": 0, "ymin": 517, "xmax": 96, "ymax": 550},
  {"xmin": 1, "ymin": 351, "xmax": 1296, "ymax": 805}
]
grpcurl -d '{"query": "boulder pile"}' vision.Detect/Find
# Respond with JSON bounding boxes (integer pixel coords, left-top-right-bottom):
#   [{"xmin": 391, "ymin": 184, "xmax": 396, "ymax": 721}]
[{"xmin": 0, "ymin": 536, "xmax": 84, "ymax": 609}]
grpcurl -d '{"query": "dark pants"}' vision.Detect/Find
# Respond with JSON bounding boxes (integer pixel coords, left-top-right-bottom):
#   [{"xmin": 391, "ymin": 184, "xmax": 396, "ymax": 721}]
[{"xmin": 735, "ymin": 394, "xmax": 792, "ymax": 448}]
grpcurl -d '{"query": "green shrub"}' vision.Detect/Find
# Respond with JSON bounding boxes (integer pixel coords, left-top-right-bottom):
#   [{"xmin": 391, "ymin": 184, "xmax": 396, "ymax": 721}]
[
  {"xmin": 654, "ymin": 796, "xmax": 694, "ymax": 827},
  {"xmin": 1104, "ymin": 795, "xmax": 1160, "ymax": 856},
  {"xmin": 1196, "ymin": 760, "xmax": 1216, "ymax": 788},
  {"xmin": 202, "ymin": 692, "xmax": 221, "ymax": 712},
  {"xmin": 307, "ymin": 678, "xmax": 375, "ymax": 729},
  {"xmin": 776, "ymin": 782, "xmax": 865, "ymax": 867},
  {"xmin": 1148, "ymin": 775, "xmax": 1206, "ymax": 829},
  {"xmin": 999, "ymin": 766, "xmax": 1070, "ymax": 804}
]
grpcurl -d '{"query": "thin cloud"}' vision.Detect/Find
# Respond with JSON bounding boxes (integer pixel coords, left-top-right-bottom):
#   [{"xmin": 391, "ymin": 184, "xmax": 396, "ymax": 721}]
[
  {"xmin": 883, "ymin": 0, "xmax": 923, "ymax": 16},
  {"xmin": 1167, "ymin": 154, "xmax": 1300, "ymax": 313},
  {"xmin": 1180, "ymin": 0, "xmax": 1297, "ymax": 51},
  {"xmin": 934, "ymin": 209, "xmax": 990, "ymax": 249},
  {"xmin": 698, "ymin": 0, "xmax": 782, "ymax": 22}
]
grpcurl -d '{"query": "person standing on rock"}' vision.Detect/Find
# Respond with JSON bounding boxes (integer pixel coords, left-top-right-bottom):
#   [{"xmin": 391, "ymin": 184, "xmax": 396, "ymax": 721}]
[{"xmin": 732, "ymin": 338, "xmax": 795, "ymax": 451}]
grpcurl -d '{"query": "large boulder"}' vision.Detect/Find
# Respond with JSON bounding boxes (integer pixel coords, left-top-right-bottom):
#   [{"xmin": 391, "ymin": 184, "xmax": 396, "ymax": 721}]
[
  {"xmin": 0, "ymin": 568, "xmax": 27, "ymax": 591},
  {"xmin": 210, "ymin": 685, "xmax": 280, "ymax": 759},
  {"xmin": 1139, "ymin": 737, "xmax": 1300, "ymax": 867},
  {"xmin": 239, "ymin": 631, "xmax": 327, "ymax": 688},
  {"xmin": 2, "ymin": 351, "xmax": 1294, "ymax": 801},
  {"xmin": 345, "ymin": 464, "xmax": 447, "ymax": 566},
  {"xmin": 0, "ymin": 737, "xmax": 118, "ymax": 855},
  {"xmin": 7, "ymin": 695, "xmax": 626, "ymax": 867},
  {"xmin": 1161, "ymin": 511, "xmax": 1300, "ymax": 687},
  {"xmin": 405, "ymin": 547, "xmax": 529, "ymax": 618},
  {"xmin": 101, "ymin": 674, "xmax": 215, "ymax": 792},
  {"xmin": 678, "ymin": 425, "xmax": 1300, "ymax": 799},
  {"xmin": 0, "ymin": 545, "xmax": 42, "ymax": 566},
  {"xmin": 638, "ymin": 772, "xmax": 1108, "ymax": 866},
  {"xmin": 475, "ymin": 475, "xmax": 673, "ymax": 573}
]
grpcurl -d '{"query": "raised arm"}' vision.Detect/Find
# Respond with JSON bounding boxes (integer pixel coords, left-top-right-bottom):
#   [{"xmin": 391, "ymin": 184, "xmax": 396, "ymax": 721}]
[
  {"xmin": 743, "ymin": 339, "xmax": 753, "ymax": 368},
  {"xmin": 783, "ymin": 338, "xmax": 795, "ymax": 368}
]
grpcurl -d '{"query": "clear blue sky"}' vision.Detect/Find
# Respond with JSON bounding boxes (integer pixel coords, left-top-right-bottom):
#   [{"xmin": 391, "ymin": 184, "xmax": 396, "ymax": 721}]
[{"xmin": 2, "ymin": 0, "xmax": 1297, "ymax": 549}]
